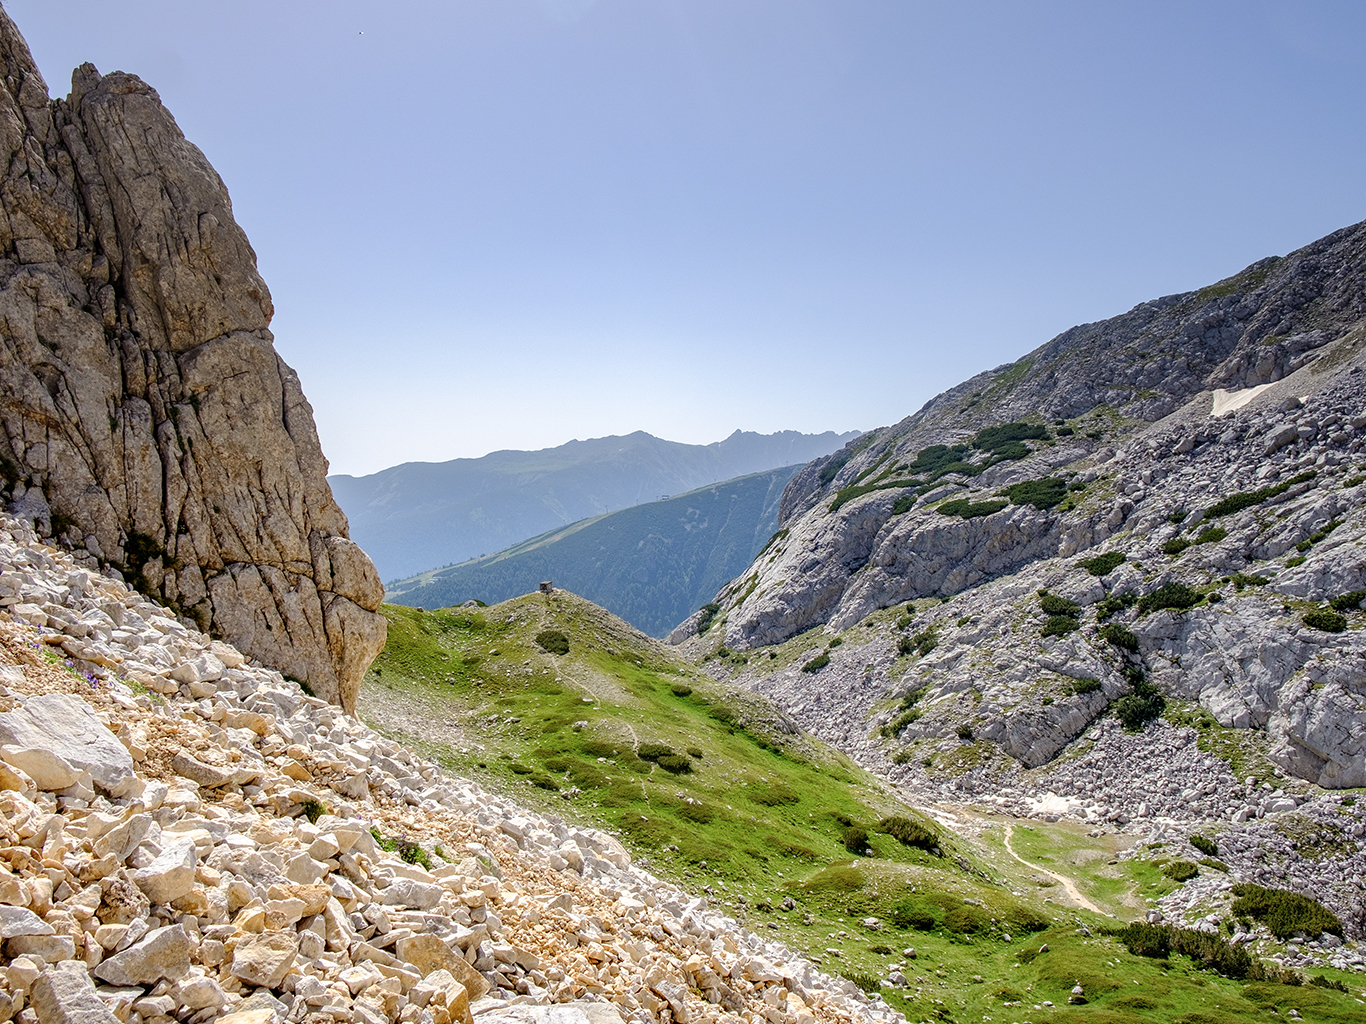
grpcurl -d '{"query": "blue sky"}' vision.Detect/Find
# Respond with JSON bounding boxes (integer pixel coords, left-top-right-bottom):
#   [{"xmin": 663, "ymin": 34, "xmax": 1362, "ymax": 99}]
[{"xmin": 11, "ymin": 1, "xmax": 1366, "ymax": 476}]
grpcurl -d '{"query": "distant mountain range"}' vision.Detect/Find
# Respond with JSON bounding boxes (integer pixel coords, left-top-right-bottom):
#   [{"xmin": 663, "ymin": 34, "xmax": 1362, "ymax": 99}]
[
  {"xmin": 331, "ymin": 429, "xmax": 859, "ymax": 581},
  {"xmin": 384, "ymin": 466, "xmax": 798, "ymax": 636}
]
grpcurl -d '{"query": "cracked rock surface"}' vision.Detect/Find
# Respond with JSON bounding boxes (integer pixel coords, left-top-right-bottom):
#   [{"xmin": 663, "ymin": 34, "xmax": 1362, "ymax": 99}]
[{"xmin": 0, "ymin": 9, "xmax": 384, "ymax": 712}]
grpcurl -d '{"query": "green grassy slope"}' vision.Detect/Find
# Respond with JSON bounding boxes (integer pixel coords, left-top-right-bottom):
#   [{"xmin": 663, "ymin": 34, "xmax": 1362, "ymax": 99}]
[
  {"xmin": 384, "ymin": 467, "xmax": 798, "ymax": 636},
  {"xmin": 358, "ymin": 594, "xmax": 1365, "ymax": 1024}
]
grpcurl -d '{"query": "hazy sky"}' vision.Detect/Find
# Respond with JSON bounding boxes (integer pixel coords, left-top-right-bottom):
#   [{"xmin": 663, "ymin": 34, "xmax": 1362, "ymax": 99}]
[{"xmin": 10, "ymin": 1, "xmax": 1366, "ymax": 476}]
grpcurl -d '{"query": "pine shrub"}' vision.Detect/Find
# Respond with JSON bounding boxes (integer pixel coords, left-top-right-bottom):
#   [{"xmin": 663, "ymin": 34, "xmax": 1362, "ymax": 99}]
[
  {"xmin": 876, "ymin": 815, "xmax": 938, "ymax": 850},
  {"xmin": 1098, "ymin": 623, "xmax": 1139, "ymax": 651},
  {"xmin": 1230, "ymin": 883, "xmax": 1343, "ymax": 938},
  {"xmin": 1137, "ymin": 582, "xmax": 1201, "ymax": 614},
  {"xmin": 535, "ymin": 629, "xmax": 570, "ymax": 655},
  {"xmin": 1079, "ymin": 551, "xmax": 1125, "ymax": 576},
  {"xmin": 1302, "ymin": 608, "xmax": 1347, "ymax": 633}
]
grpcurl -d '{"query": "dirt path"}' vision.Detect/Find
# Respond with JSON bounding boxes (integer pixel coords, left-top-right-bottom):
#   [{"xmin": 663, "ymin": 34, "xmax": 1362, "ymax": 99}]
[{"xmin": 1002, "ymin": 823, "xmax": 1106, "ymax": 915}]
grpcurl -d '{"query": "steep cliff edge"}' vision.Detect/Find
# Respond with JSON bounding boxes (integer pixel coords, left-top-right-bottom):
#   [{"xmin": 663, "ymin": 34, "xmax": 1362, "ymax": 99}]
[{"xmin": 0, "ymin": 12, "xmax": 384, "ymax": 710}]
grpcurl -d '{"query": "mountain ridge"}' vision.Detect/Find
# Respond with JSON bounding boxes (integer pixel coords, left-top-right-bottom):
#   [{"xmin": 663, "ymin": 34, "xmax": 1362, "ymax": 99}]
[
  {"xmin": 669, "ymin": 217, "xmax": 1366, "ymax": 811},
  {"xmin": 385, "ymin": 465, "xmax": 798, "ymax": 636},
  {"xmin": 332, "ymin": 427, "xmax": 858, "ymax": 581}
]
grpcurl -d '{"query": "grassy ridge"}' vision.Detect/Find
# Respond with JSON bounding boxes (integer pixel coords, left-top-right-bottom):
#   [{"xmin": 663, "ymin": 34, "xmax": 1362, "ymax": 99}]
[{"xmin": 365, "ymin": 594, "xmax": 947, "ymax": 882}]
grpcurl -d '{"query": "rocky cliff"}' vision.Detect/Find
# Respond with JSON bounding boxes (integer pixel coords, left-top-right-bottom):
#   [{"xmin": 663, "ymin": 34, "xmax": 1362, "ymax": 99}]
[
  {"xmin": 0, "ymin": 12, "xmax": 384, "ymax": 710},
  {"xmin": 672, "ymin": 219, "xmax": 1366, "ymax": 795}
]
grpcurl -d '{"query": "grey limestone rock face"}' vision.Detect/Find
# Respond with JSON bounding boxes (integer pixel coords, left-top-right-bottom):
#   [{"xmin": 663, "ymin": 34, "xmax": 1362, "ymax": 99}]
[
  {"xmin": 0, "ymin": 12, "xmax": 384, "ymax": 711},
  {"xmin": 677, "ymin": 219, "xmax": 1366, "ymax": 792}
]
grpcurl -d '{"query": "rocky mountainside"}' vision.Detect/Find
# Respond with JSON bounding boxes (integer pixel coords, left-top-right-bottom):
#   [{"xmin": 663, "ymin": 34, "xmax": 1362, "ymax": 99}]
[
  {"xmin": 671, "ymin": 219, "xmax": 1366, "ymax": 805},
  {"xmin": 0, "ymin": 12, "xmax": 385, "ymax": 711},
  {"xmin": 386, "ymin": 467, "xmax": 798, "ymax": 637},
  {"xmin": 0, "ymin": 508, "xmax": 895, "ymax": 1024},
  {"xmin": 331, "ymin": 430, "xmax": 858, "ymax": 583}
]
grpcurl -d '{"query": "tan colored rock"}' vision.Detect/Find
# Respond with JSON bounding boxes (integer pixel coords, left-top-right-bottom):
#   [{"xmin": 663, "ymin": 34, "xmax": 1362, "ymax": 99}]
[
  {"xmin": 211, "ymin": 1011, "xmax": 275, "ymax": 1024},
  {"xmin": 423, "ymin": 970, "xmax": 473, "ymax": 1024},
  {"xmin": 94, "ymin": 924, "xmax": 193, "ymax": 986},
  {"xmin": 30, "ymin": 965, "xmax": 122, "ymax": 1024},
  {"xmin": 229, "ymin": 931, "xmax": 299, "ymax": 988},
  {"xmin": 266, "ymin": 884, "xmax": 330, "ymax": 916},
  {"xmin": 129, "ymin": 838, "xmax": 197, "ymax": 904},
  {"xmin": 0, "ymin": 10, "xmax": 385, "ymax": 713},
  {"xmin": 396, "ymin": 934, "xmax": 489, "ymax": 1000}
]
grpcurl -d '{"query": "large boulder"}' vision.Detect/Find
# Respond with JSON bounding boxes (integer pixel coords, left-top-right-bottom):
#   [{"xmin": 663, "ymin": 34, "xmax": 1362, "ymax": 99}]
[
  {"xmin": 0, "ymin": 11, "xmax": 384, "ymax": 711},
  {"xmin": 0, "ymin": 693, "xmax": 135, "ymax": 795}
]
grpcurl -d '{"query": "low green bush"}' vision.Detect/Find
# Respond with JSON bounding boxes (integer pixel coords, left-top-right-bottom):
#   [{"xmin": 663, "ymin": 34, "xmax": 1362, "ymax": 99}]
[
  {"xmin": 695, "ymin": 604, "xmax": 720, "ymax": 635},
  {"xmin": 876, "ymin": 815, "xmax": 938, "ymax": 850},
  {"xmin": 1194, "ymin": 526, "xmax": 1227, "ymax": 544},
  {"xmin": 1041, "ymin": 615, "xmax": 1080, "ymax": 637},
  {"xmin": 1096, "ymin": 591, "xmax": 1138, "ymax": 620},
  {"xmin": 1038, "ymin": 591, "xmax": 1080, "ymax": 616},
  {"xmin": 1098, "ymin": 623, "xmax": 1139, "ymax": 650},
  {"xmin": 1231, "ymin": 883, "xmax": 1343, "ymax": 938},
  {"xmin": 1205, "ymin": 471, "xmax": 1316, "ymax": 518},
  {"xmin": 1112, "ymin": 922, "xmax": 1262, "ymax": 980},
  {"xmin": 1230, "ymin": 572, "xmax": 1268, "ymax": 590},
  {"xmin": 891, "ymin": 493, "xmax": 917, "ymax": 516},
  {"xmin": 637, "ymin": 743, "xmax": 675, "ymax": 762},
  {"xmin": 1329, "ymin": 589, "xmax": 1366, "ymax": 611},
  {"xmin": 1115, "ymin": 678, "xmax": 1165, "ymax": 731},
  {"xmin": 897, "ymin": 629, "xmax": 937, "ymax": 658},
  {"xmin": 657, "ymin": 754, "xmax": 693, "ymax": 774},
  {"xmin": 1161, "ymin": 537, "xmax": 1191, "ymax": 556},
  {"xmin": 890, "ymin": 899, "xmax": 938, "ymax": 931},
  {"xmin": 1004, "ymin": 477, "xmax": 1069, "ymax": 510},
  {"xmin": 1163, "ymin": 860, "xmax": 1200, "ymax": 882},
  {"xmin": 801, "ymin": 652, "xmax": 831, "ymax": 672},
  {"xmin": 370, "ymin": 827, "xmax": 433, "ymax": 870},
  {"xmin": 842, "ymin": 826, "xmax": 870, "ymax": 853},
  {"xmin": 1071, "ymin": 677, "xmax": 1102, "ymax": 695},
  {"xmin": 955, "ymin": 723, "xmax": 974, "ymax": 740},
  {"xmin": 1137, "ymin": 582, "xmax": 1201, "ymax": 614},
  {"xmin": 534, "ymin": 629, "xmax": 570, "ymax": 655},
  {"xmin": 670, "ymin": 683, "xmax": 693, "ymax": 696},
  {"xmin": 1056, "ymin": 425, "xmax": 1074, "ymax": 436},
  {"xmin": 1302, "ymin": 608, "xmax": 1347, "ymax": 633},
  {"xmin": 881, "ymin": 708, "xmax": 922, "ymax": 737},
  {"xmin": 972, "ymin": 421, "xmax": 1049, "ymax": 451},
  {"xmin": 1189, "ymin": 833, "xmax": 1219, "ymax": 857},
  {"xmin": 1079, "ymin": 551, "xmax": 1126, "ymax": 576},
  {"xmin": 1307, "ymin": 518, "xmax": 1342, "ymax": 544},
  {"xmin": 686, "ymin": 746, "xmax": 704, "ymax": 759}
]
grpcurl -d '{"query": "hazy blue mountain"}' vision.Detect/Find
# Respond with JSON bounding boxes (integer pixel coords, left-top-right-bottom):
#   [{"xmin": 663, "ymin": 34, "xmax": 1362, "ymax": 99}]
[
  {"xmin": 383, "ymin": 467, "xmax": 798, "ymax": 636},
  {"xmin": 331, "ymin": 429, "xmax": 858, "ymax": 580}
]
